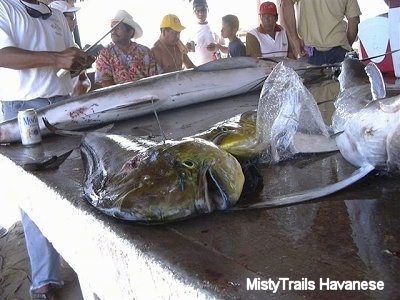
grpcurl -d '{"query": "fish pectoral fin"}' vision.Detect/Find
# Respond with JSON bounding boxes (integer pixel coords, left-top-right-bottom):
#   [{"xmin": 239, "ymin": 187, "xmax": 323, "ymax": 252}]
[
  {"xmin": 231, "ymin": 164, "xmax": 375, "ymax": 210},
  {"xmin": 43, "ymin": 118, "xmax": 85, "ymax": 136},
  {"xmin": 291, "ymin": 133, "xmax": 339, "ymax": 153},
  {"xmin": 379, "ymin": 97, "xmax": 400, "ymax": 113},
  {"xmin": 98, "ymin": 95, "xmax": 160, "ymax": 114},
  {"xmin": 109, "ymin": 96, "xmax": 160, "ymax": 111}
]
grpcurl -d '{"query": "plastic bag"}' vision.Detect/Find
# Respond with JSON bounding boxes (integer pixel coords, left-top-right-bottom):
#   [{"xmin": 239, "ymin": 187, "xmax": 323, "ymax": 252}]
[{"xmin": 256, "ymin": 62, "xmax": 330, "ymax": 163}]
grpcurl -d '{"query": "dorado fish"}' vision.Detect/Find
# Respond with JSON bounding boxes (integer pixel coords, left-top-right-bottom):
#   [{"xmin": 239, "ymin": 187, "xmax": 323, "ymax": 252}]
[
  {"xmin": 0, "ymin": 57, "xmax": 277, "ymax": 144},
  {"xmin": 332, "ymin": 58, "xmax": 400, "ymax": 173},
  {"xmin": 45, "ymin": 120, "xmax": 244, "ymax": 223}
]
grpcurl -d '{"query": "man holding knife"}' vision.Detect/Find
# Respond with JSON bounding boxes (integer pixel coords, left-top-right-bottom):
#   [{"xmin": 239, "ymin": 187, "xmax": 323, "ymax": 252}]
[{"xmin": 0, "ymin": 0, "xmax": 93, "ymax": 298}]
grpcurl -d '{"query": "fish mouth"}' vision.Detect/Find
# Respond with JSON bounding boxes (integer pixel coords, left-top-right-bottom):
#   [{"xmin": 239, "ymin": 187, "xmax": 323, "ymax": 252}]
[
  {"xmin": 196, "ymin": 161, "xmax": 244, "ymax": 213},
  {"xmin": 204, "ymin": 167, "xmax": 230, "ymax": 210}
]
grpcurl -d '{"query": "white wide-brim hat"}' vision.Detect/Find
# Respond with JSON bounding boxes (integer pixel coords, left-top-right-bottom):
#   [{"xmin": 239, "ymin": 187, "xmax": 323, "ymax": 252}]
[{"xmin": 111, "ymin": 10, "xmax": 143, "ymax": 39}]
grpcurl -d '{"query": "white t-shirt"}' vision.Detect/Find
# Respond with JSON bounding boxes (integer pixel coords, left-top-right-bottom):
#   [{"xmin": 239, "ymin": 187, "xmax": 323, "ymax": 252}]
[
  {"xmin": 248, "ymin": 27, "xmax": 289, "ymax": 58},
  {"xmin": 186, "ymin": 22, "xmax": 224, "ymax": 66},
  {"xmin": 0, "ymin": 0, "xmax": 75, "ymax": 101}
]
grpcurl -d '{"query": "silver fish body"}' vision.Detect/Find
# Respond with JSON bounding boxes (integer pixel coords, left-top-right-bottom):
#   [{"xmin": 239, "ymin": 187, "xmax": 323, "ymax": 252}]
[
  {"xmin": 80, "ymin": 132, "xmax": 245, "ymax": 223},
  {"xmin": 334, "ymin": 95, "xmax": 400, "ymax": 172},
  {"xmin": 332, "ymin": 59, "xmax": 400, "ymax": 172},
  {"xmin": 0, "ymin": 57, "xmax": 277, "ymax": 144}
]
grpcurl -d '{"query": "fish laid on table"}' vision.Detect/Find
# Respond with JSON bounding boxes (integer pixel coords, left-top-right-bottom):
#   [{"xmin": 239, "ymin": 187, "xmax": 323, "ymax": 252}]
[
  {"xmin": 195, "ymin": 62, "xmax": 373, "ymax": 210},
  {"xmin": 0, "ymin": 57, "xmax": 276, "ymax": 144},
  {"xmin": 44, "ymin": 120, "xmax": 244, "ymax": 223},
  {"xmin": 332, "ymin": 58, "xmax": 400, "ymax": 174},
  {"xmin": 0, "ymin": 57, "xmax": 335, "ymax": 144}
]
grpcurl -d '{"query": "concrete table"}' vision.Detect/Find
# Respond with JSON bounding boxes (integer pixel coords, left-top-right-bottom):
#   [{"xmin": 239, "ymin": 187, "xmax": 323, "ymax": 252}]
[{"xmin": 1, "ymin": 92, "xmax": 399, "ymax": 299}]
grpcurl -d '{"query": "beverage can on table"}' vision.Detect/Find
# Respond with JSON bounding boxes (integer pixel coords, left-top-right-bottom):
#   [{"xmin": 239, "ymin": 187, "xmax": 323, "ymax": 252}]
[{"xmin": 17, "ymin": 109, "xmax": 42, "ymax": 145}]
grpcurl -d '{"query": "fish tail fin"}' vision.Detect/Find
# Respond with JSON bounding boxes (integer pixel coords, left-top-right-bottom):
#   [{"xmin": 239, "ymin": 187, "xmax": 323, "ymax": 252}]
[
  {"xmin": 231, "ymin": 164, "xmax": 374, "ymax": 210},
  {"xmin": 23, "ymin": 149, "xmax": 73, "ymax": 171}
]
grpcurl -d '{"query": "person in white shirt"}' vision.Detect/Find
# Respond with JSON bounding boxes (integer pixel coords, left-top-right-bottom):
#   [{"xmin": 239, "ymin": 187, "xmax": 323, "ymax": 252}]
[
  {"xmin": 185, "ymin": 0, "xmax": 224, "ymax": 65},
  {"xmin": 246, "ymin": 1, "xmax": 293, "ymax": 58},
  {"xmin": 0, "ymin": 1, "xmax": 93, "ymax": 298}
]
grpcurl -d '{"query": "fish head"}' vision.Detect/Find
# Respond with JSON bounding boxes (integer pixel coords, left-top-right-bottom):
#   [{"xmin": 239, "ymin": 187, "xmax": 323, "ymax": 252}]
[
  {"xmin": 194, "ymin": 111, "xmax": 260, "ymax": 159},
  {"xmin": 97, "ymin": 137, "xmax": 244, "ymax": 223}
]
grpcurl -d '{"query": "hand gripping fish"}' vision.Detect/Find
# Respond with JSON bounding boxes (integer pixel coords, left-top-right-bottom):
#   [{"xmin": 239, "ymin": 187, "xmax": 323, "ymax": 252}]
[{"xmin": 44, "ymin": 119, "xmax": 244, "ymax": 223}]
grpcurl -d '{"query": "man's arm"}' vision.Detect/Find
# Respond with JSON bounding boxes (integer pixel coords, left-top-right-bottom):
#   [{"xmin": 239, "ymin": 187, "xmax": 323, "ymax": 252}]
[
  {"xmin": 245, "ymin": 33, "xmax": 261, "ymax": 58},
  {"xmin": 346, "ymin": 16, "xmax": 360, "ymax": 46},
  {"xmin": 183, "ymin": 53, "xmax": 195, "ymax": 69},
  {"xmin": 280, "ymin": 0, "xmax": 305, "ymax": 58},
  {"xmin": 99, "ymin": 78, "xmax": 116, "ymax": 88},
  {"xmin": 0, "ymin": 46, "xmax": 90, "ymax": 71}
]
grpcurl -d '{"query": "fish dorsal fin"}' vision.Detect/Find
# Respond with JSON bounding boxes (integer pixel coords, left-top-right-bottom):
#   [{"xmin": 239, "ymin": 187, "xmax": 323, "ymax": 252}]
[
  {"xmin": 365, "ymin": 62, "xmax": 386, "ymax": 100},
  {"xmin": 194, "ymin": 57, "xmax": 261, "ymax": 72}
]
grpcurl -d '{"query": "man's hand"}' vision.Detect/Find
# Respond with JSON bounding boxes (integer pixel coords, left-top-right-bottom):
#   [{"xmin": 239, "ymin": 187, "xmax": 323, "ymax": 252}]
[
  {"xmin": 291, "ymin": 37, "xmax": 306, "ymax": 59},
  {"xmin": 206, "ymin": 43, "xmax": 219, "ymax": 52},
  {"xmin": 56, "ymin": 47, "xmax": 93, "ymax": 72}
]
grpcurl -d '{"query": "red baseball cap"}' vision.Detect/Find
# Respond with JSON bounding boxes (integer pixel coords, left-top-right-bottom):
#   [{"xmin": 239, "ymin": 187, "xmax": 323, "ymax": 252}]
[{"xmin": 259, "ymin": 1, "xmax": 278, "ymax": 15}]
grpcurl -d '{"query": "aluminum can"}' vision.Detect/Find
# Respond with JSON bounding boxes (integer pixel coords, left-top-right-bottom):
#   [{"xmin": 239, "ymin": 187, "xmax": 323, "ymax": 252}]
[{"xmin": 18, "ymin": 109, "xmax": 42, "ymax": 145}]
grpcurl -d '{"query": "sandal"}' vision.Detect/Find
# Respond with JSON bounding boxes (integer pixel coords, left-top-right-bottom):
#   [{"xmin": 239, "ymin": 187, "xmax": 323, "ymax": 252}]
[{"xmin": 30, "ymin": 284, "xmax": 60, "ymax": 300}]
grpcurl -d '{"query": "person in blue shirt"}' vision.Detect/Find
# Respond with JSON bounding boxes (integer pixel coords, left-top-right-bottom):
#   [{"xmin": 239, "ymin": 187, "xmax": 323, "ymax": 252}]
[
  {"xmin": 208, "ymin": 14, "xmax": 246, "ymax": 58},
  {"xmin": 222, "ymin": 15, "xmax": 246, "ymax": 57}
]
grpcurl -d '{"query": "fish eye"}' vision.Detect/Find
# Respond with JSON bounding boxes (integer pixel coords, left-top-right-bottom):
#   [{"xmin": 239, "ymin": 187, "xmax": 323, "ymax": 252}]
[
  {"xmin": 182, "ymin": 159, "xmax": 195, "ymax": 168},
  {"xmin": 220, "ymin": 126, "xmax": 229, "ymax": 132}
]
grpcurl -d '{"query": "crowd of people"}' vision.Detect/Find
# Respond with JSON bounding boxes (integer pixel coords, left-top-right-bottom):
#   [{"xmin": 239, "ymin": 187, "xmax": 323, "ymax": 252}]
[
  {"xmin": 0, "ymin": 0, "xmax": 362, "ymax": 299},
  {"xmin": 89, "ymin": 0, "xmax": 361, "ymax": 87}
]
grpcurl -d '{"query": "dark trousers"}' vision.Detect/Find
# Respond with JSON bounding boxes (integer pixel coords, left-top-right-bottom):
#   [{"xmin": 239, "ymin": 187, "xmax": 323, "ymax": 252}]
[{"xmin": 307, "ymin": 46, "xmax": 348, "ymax": 65}]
